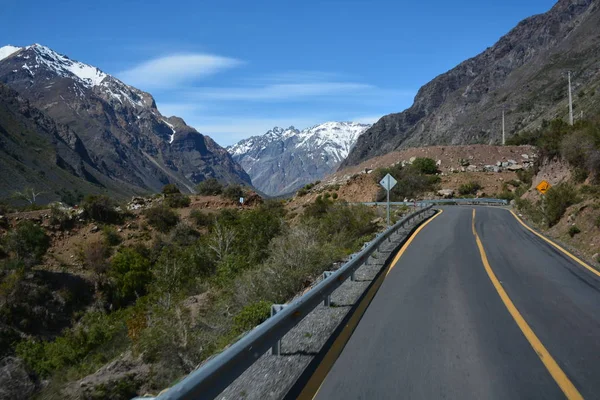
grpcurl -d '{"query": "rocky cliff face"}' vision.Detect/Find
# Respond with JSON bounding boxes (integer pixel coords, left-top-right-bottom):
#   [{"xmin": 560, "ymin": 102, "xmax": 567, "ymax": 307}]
[
  {"xmin": 0, "ymin": 83, "xmax": 142, "ymax": 203},
  {"xmin": 343, "ymin": 0, "xmax": 600, "ymax": 167},
  {"xmin": 228, "ymin": 122, "xmax": 370, "ymax": 196},
  {"xmin": 0, "ymin": 44, "xmax": 251, "ymax": 195}
]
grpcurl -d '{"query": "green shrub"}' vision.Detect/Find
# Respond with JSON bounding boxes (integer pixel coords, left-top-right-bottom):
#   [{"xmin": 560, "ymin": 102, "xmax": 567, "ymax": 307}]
[
  {"xmin": 190, "ymin": 210, "xmax": 215, "ymax": 227},
  {"xmin": 223, "ymin": 185, "xmax": 244, "ymax": 202},
  {"xmin": 82, "ymin": 195, "xmax": 122, "ymax": 224},
  {"xmin": 196, "ymin": 178, "xmax": 223, "ymax": 196},
  {"xmin": 58, "ymin": 189, "xmax": 84, "ymax": 206},
  {"xmin": 332, "ymin": 192, "xmax": 339, "ymax": 200},
  {"xmin": 545, "ymin": 183, "xmax": 580, "ymax": 227},
  {"xmin": 15, "ymin": 310, "xmax": 127, "ymax": 378},
  {"xmin": 102, "ymin": 226, "xmax": 122, "ymax": 247},
  {"xmin": 411, "ymin": 158, "xmax": 439, "ymax": 174},
  {"xmin": 568, "ymin": 226, "xmax": 581, "ymax": 237},
  {"xmin": 297, "ymin": 188, "xmax": 308, "ymax": 197},
  {"xmin": 49, "ymin": 204, "xmax": 74, "ymax": 230},
  {"xmin": 109, "ymin": 248, "xmax": 152, "ymax": 307},
  {"xmin": 168, "ymin": 223, "xmax": 200, "ymax": 247},
  {"xmin": 232, "ymin": 301, "xmax": 271, "ymax": 336},
  {"xmin": 458, "ymin": 181, "xmax": 482, "ymax": 196},
  {"xmin": 164, "ymin": 193, "xmax": 191, "ymax": 208},
  {"xmin": 143, "ymin": 206, "xmax": 179, "ymax": 233},
  {"xmin": 3, "ymin": 221, "xmax": 49, "ymax": 268},
  {"xmin": 161, "ymin": 184, "xmax": 180, "ymax": 195}
]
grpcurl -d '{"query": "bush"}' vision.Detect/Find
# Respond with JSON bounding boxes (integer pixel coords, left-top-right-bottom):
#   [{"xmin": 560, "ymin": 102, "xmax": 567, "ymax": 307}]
[
  {"xmin": 190, "ymin": 210, "xmax": 214, "ymax": 228},
  {"xmin": 223, "ymin": 185, "xmax": 244, "ymax": 202},
  {"xmin": 82, "ymin": 240, "xmax": 110, "ymax": 278},
  {"xmin": 411, "ymin": 158, "xmax": 438, "ymax": 174},
  {"xmin": 568, "ymin": 226, "xmax": 581, "ymax": 237},
  {"xmin": 109, "ymin": 248, "xmax": 152, "ymax": 307},
  {"xmin": 161, "ymin": 184, "xmax": 180, "ymax": 195},
  {"xmin": 545, "ymin": 183, "xmax": 580, "ymax": 227},
  {"xmin": 196, "ymin": 178, "xmax": 223, "ymax": 196},
  {"xmin": 15, "ymin": 310, "xmax": 127, "ymax": 378},
  {"xmin": 231, "ymin": 301, "xmax": 271, "ymax": 336},
  {"xmin": 82, "ymin": 195, "xmax": 122, "ymax": 224},
  {"xmin": 143, "ymin": 206, "xmax": 179, "ymax": 233},
  {"xmin": 168, "ymin": 223, "xmax": 200, "ymax": 247},
  {"xmin": 3, "ymin": 221, "xmax": 49, "ymax": 268},
  {"xmin": 102, "ymin": 226, "xmax": 122, "ymax": 247},
  {"xmin": 164, "ymin": 193, "xmax": 191, "ymax": 208},
  {"xmin": 49, "ymin": 204, "xmax": 74, "ymax": 230},
  {"xmin": 459, "ymin": 181, "xmax": 482, "ymax": 196}
]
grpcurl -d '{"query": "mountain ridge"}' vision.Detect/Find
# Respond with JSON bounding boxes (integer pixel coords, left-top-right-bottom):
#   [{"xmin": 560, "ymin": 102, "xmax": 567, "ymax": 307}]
[
  {"xmin": 228, "ymin": 121, "xmax": 370, "ymax": 196},
  {"xmin": 0, "ymin": 44, "xmax": 251, "ymax": 200},
  {"xmin": 342, "ymin": 0, "xmax": 600, "ymax": 168}
]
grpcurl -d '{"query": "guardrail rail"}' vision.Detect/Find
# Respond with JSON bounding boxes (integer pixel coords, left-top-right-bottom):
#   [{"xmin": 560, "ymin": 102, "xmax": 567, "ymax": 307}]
[{"xmin": 156, "ymin": 205, "xmax": 435, "ymax": 400}]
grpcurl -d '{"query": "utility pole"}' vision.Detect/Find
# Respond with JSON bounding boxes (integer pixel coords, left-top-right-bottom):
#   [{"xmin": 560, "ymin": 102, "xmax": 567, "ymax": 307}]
[
  {"xmin": 568, "ymin": 71, "xmax": 574, "ymax": 126},
  {"xmin": 502, "ymin": 106, "xmax": 505, "ymax": 146}
]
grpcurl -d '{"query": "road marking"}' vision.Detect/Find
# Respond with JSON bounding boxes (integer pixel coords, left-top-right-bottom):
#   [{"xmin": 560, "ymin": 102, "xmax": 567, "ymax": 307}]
[
  {"xmin": 471, "ymin": 209, "xmax": 583, "ymax": 400},
  {"xmin": 297, "ymin": 210, "xmax": 443, "ymax": 400},
  {"xmin": 509, "ymin": 209, "xmax": 600, "ymax": 278},
  {"xmin": 386, "ymin": 209, "xmax": 444, "ymax": 276}
]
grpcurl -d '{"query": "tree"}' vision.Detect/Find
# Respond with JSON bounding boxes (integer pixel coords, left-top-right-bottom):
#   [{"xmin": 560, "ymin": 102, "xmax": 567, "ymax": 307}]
[
  {"xmin": 208, "ymin": 222, "xmax": 236, "ymax": 261},
  {"xmin": 12, "ymin": 188, "xmax": 45, "ymax": 205},
  {"xmin": 162, "ymin": 184, "xmax": 181, "ymax": 195},
  {"xmin": 196, "ymin": 178, "xmax": 223, "ymax": 196}
]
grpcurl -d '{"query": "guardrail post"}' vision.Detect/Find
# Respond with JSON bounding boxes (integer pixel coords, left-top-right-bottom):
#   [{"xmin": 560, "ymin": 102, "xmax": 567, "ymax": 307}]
[
  {"xmin": 270, "ymin": 304, "xmax": 287, "ymax": 355},
  {"xmin": 323, "ymin": 271, "xmax": 334, "ymax": 306}
]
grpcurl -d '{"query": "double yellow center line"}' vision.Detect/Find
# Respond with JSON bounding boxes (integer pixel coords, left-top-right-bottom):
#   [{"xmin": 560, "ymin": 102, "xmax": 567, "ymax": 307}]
[{"xmin": 472, "ymin": 209, "xmax": 583, "ymax": 400}]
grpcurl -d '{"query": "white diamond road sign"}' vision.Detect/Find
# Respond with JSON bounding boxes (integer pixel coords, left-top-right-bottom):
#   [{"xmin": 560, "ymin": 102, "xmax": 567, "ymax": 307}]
[{"xmin": 380, "ymin": 173, "xmax": 397, "ymax": 191}]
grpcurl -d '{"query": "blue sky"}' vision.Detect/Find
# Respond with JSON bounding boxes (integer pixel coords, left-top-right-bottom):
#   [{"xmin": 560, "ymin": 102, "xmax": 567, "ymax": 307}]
[{"xmin": 1, "ymin": 0, "xmax": 556, "ymax": 146}]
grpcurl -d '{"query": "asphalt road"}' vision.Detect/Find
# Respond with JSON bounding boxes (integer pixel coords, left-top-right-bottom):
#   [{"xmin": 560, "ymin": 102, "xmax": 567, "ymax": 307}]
[{"xmin": 312, "ymin": 206, "xmax": 600, "ymax": 399}]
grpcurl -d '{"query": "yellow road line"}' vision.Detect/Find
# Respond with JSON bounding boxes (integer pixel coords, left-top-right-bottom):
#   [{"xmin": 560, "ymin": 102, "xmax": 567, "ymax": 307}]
[
  {"xmin": 509, "ymin": 209, "xmax": 600, "ymax": 278},
  {"xmin": 386, "ymin": 210, "xmax": 444, "ymax": 276},
  {"xmin": 471, "ymin": 209, "xmax": 583, "ymax": 400},
  {"xmin": 298, "ymin": 209, "xmax": 443, "ymax": 400}
]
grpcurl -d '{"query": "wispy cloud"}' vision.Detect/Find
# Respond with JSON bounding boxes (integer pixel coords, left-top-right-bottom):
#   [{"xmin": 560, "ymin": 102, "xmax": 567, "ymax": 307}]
[{"xmin": 118, "ymin": 53, "xmax": 242, "ymax": 89}]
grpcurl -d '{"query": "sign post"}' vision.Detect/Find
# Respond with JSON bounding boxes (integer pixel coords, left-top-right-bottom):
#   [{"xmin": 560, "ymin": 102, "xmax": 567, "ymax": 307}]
[
  {"xmin": 379, "ymin": 173, "xmax": 397, "ymax": 227},
  {"xmin": 535, "ymin": 180, "xmax": 551, "ymax": 226}
]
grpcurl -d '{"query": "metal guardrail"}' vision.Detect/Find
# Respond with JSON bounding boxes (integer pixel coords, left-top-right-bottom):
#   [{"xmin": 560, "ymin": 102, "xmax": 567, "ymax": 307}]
[
  {"xmin": 156, "ymin": 205, "xmax": 434, "ymax": 400},
  {"xmin": 360, "ymin": 198, "xmax": 508, "ymax": 206}
]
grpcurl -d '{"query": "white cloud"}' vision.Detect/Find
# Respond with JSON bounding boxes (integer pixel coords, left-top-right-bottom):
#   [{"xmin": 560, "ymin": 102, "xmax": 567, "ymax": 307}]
[
  {"xmin": 118, "ymin": 53, "xmax": 242, "ymax": 89},
  {"xmin": 189, "ymin": 82, "xmax": 374, "ymax": 102}
]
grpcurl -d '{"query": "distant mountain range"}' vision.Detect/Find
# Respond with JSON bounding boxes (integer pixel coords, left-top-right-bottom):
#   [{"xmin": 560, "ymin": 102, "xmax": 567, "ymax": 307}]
[
  {"xmin": 343, "ymin": 0, "xmax": 600, "ymax": 168},
  {"xmin": 0, "ymin": 44, "xmax": 251, "ymax": 203},
  {"xmin": 228, "ymin": 122, "xmax": 370, "ymax": 196}
]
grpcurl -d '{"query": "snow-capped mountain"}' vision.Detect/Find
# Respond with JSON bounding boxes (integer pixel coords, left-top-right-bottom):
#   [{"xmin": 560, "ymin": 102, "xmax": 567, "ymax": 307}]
[
  {"xmin": 0, "ymin": 44, "xmax": 251, "ymax": 194},
  {"xmin": 228, "ymin": 122, "xmax": 371, "ymax": 196}
]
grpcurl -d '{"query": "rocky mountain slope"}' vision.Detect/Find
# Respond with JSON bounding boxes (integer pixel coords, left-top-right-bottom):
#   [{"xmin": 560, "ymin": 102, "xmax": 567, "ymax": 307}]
[
  {"xmin": 0, "ymin": 44, "xmax": 251, "ymax": 199},
  {"xmin": 343, "ymin": 0, "xmax": 600, "ymax": 167},
  {"xmin": 0, "ymin": 83, "xmax": 142, "ymax": 204},
  {"xmin": 228, "ymin": 122, "xmax": 370, "ymax": 196}
]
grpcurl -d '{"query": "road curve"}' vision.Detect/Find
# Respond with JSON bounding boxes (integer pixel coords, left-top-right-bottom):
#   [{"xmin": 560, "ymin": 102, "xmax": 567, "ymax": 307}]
[{"xmin": 310, "ymin": 206, "xmax": 600, "ymax": 400}]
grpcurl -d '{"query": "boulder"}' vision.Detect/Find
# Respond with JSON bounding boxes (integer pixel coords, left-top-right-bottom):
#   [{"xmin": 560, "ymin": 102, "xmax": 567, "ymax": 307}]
[
  {"xmin": 466, "ymin": 165, "xmax": 479, "ymax": 172},
  {"xmin": 507, "ymin": 164, "xmax": 524, "ymax": 171},
  {"xmin": 507, "ymin": 159, "xmax": 517, "ymax": 165},
  {"xmin": 0, "ymin": 357, "xmax": 38, "ymax": 400},
  {"xmin": 436, "ymin": 160, "xmax": 442, "ymax": 166},
  {"xmin": 437, "ymin": 189, "xmax": 455, "ymax": 198},
  {"xmin": 521, "ymin": 154, "xmax": 530, "ymax": 160}
]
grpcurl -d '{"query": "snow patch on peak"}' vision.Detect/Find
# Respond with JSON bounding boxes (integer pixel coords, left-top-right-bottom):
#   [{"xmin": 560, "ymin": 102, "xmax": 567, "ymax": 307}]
[
  {"xmin": 0, "ymin": 45, "xmax": 22, "ymax": 61},
  {"xmin": 27, "ymin": 44, "xmax": 107, "ymax": 87}
]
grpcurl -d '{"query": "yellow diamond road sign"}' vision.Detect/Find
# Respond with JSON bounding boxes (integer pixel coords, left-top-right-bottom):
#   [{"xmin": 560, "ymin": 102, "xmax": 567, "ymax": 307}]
[{"xmin": 536, "ymin": 180, "xmax": 551, "ymax": 195}]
